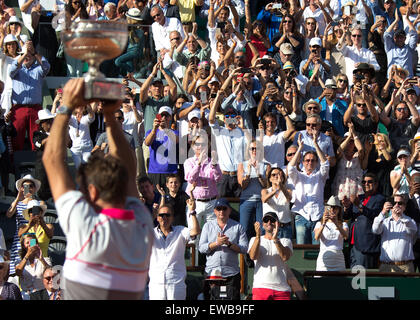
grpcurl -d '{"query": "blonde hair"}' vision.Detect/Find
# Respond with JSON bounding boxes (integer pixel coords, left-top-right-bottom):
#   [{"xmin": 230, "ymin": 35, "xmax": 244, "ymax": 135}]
[{"xmin": 375, "ymin": 133, "xmax": 393, "ymax": 154}]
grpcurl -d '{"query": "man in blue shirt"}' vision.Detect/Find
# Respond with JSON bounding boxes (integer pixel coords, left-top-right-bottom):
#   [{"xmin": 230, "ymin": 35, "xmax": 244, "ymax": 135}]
[
  {"xmin": 384, "ymin": 16, "xmax": 418, "ymax": 77},
  {"xmin": 199, "ymin": 198, "xmax": 248, "ymax": 300},
  {"xmin": 315, "ymin": 79, "xmax": 348, "ymax": 137},
  {"xmin": 10, "ymin": 40, "xmax": 50, "ymax": 151}
]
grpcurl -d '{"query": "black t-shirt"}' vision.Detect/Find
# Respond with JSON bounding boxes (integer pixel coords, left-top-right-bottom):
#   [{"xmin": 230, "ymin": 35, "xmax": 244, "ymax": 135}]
[
  {"xmin": 351, "ymin": 115, "xmax": 378, "ymax": 143},
  {"xmin": 387, "ymin": 118, "xmax": 419, "ymax": 151},
  {"xmin": 164, "ymin": 191, "xmax": 190, "ymax": 227}
]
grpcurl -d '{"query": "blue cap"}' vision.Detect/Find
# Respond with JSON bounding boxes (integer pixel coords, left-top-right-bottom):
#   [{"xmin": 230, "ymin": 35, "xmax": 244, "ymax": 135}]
[{"xmin": 214, "ymin": 198, "xmax": 231, "ymax": 209}]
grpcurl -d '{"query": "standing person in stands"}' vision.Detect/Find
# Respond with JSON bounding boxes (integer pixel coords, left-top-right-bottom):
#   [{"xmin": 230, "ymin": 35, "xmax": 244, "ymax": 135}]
[
  {"xmin": 42, "ymin": 78, "xmax": 154, "ymax": 299},
  {"xmin": 288, "ymin": 132, "xmax": 330, "ymax": 244},
  {"xmin": 248, "ymin": 212, "xmax": 293, "ymax": 300},
  {"xmin": 9, "ymin": 40, "xmax": 50, "ymax": 151},
  {"xmin": 314, "ymin": 196, "xmax": 349, "ymax": 271},
  {"xmin": 148, "ymin": 201, "xmax": 200, "ymax": 300},
  {"xmin": 199, "ymin": 198, "xmax": 248, "ymax": 300},
  {"xmin": 6, "ymin": 174, "xmax": 41, "ymax": 276},
  {"xmin": 373, "ymin": 194, "xmax": 418, "ymax": 272},
  {"xmin": 342, "ymin": 172, "xmax": 385, "ymax": 269}
]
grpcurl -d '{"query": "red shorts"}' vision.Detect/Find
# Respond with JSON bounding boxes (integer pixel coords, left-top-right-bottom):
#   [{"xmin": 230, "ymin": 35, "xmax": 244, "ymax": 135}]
[{"xmin": 252, "ymin": 288, "xmax": 291, "ymax": 300}]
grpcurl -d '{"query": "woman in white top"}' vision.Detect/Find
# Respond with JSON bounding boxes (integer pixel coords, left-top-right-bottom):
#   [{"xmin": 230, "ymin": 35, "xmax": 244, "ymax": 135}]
[
  {"xmin": 261, "ymin": 167, "xmax": 293, "ymax": 239},
  {"xmin": 15, "ymin": 233, "xmax": 51, "ymax": 299},
  {"xmin": 314, "ymin": 196, "xmax": 349, "ymax": 271}
]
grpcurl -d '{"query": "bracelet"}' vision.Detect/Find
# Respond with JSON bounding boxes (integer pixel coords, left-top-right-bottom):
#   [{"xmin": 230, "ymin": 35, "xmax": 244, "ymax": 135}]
[{"xmin": 189, "ymin": 210, "xmax": 196, "ymax": 216}]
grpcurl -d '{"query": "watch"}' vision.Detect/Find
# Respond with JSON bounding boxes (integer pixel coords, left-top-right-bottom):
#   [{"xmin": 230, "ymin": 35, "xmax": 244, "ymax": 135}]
[
  {"xmin": 189, "ymin": 210, "xmax": 196, "ymax": 216},
  {"xmin": 56, "ymin": 105, "xmax": 72, "ymax": 116}
]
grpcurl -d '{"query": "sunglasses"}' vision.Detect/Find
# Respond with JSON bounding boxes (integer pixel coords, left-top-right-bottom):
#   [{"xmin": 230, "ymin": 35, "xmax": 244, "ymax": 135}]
[
  {"xmin": 307, "ymin": 22, "xmax": 315, "ymax": 25},
  {"xmin": 284, "ymin": 91, "xmax": 292, "ymax": 95},
  {"xmin": 396, "ymin": 108, "xmax": 407, "ymax": 112},
  {"xmin": 307, "ymin": 106, "xmax": 318, "ymax": 111},
  {"xmin": 225, "ymin": 114, "xmax": 236, "ymax": 118},
  {"xmin": 23, "ymin": 183, "xmax": 35, "ymax": 188},
  {"xmin": 393, "ymin": 201, "xmax": 405, "ymax": 206},
  {"xmin": 235, "ymin": 55, "xmax": 245, "ymax": 59},
  {"xmin": 158, "ymin": 213, "xmax": 171, "ymax": 218},
  {"xmin": 351, "ymin": 34, "xmax": 362, "ymax": 38},
  {"xmin": 356, "ymin": 103, "xmax": 366, "ymax": 107},
  {"xmin": 44, "ymin": 276, "xmax": 54, "ymax": 281},
  {"xmin": 306, "ymin": 123, "xmax": 317, "ymax": 127},
  {"xmin": 398, "ymin": 155, "xmax": 408, "ymax": 159},
  {"xmin": 283, "ymin": 20, "xmax": 293, "ymax": 23},
  {"xmin": 170, "ymin": 37, "xmax": 180, "ymax": 41},
  {"xmin": 152, "ymin": 13, "xmax": 161, "ymax": 19},
  {"xmin": 263, "ymin": 217, "xmax": 276, "ymax": 223},
  {"xmin": 338, "ymin": 79, "xmax": 347, "ymax": 83},
  {"xmin": 362, "ymin": 180, "xmax": 374, "ymax": 184},
  {"xmin": 250, "ymin": 147, "xmax": 257, "ymax": 151},
  {"xmin": 287, "ymin": 152, "xmax": 296, "ymax": 157},
  {"xmin": 215, "ymin": 206, "xmax": 228, "ymax": 211}
]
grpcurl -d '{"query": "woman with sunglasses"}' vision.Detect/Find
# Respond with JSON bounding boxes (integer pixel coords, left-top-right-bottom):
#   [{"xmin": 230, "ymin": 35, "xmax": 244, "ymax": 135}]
[
  {"xmin": 314, "ymin": 196, "xmax": 348, "ymax": 271},
  {"xmin": 6, "ymin": 174, "xmax": 41, "ymax": 276},
  {"xmin": 15, "ymin": 233, "xmax": 51, "ymax": 299},
  {"xmin": 272, "ymin": 14, "xmax": 304, "ymax": 66},
  {"xmin": 237, "ymin": 140, "xmax": 269, "ymax": 240},
  {"xmin": 261, "ymin": 167, "xmax": 293, "ymax": 239},
  {"xmin": 390, "ymin": 147, "xmax": 414, "ymax": 195},
  {"xmin": 332, "ymin": 123, "xmax": 365, "ymax": 201},
  {"xmin": 335, "ymin": 73, "xmax": 350, "ymax": 102}
]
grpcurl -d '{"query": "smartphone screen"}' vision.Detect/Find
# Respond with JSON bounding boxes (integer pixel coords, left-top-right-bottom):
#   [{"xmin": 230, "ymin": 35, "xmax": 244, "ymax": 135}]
[
  {"xmin": 30, "ymin": 239, "xmax": 37, "ymax": 247},
  {"xmin": 344, "ymin": 6, "xmax": 350, "ymax": 16},
  {"xmin": 200, "ymin": 91, "xmax": 208, "ymax": 104},
  {"xmin": 24, "ymin": 184, "xmax": 30, "ymax": 196},
  {"xmin": 156, "ymin": 113, "xmax": 162, "ymax": 121}
]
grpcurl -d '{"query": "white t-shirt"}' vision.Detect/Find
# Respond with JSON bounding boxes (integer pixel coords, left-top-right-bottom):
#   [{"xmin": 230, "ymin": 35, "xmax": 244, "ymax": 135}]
[
  {"xmin": 262, "ymin": 187, "xmax": 292, "ymax": 223},
  {"xmin": 69, "ymin": 114, "xmax": 94, "ymax": 152},
  {"xmin": 248, "ymin": 237, "xmax": 293, "ymax": 292},
  {"xmin": 314, "ymin": 221, "xmax": 348, "ymax": 251},
  {"xmin": 263, "ymin": 131, "xmax": 286, "ymax": 168}
]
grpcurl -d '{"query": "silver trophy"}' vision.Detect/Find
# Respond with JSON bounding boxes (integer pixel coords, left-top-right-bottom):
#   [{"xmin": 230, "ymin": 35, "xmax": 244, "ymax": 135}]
[{"xmin": 61, "ymin": 20, "xmax": 128, "ymax": 100}]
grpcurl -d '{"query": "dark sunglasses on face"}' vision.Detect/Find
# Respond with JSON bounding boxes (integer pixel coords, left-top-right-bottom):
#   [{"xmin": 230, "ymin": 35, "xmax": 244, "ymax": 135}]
[
  {"xmin": 306, "ymin": 123, "xmax": 317, "ymax": 127},
  {"xmin": 287, "ymin": 152, "xmax": 296, "ymax": 157},
  {"xmin": 171, "ymin": 37, "xmax": 180, "ymax": 41},
  {"xmin": 215, "ymin": 206, "xmax": 228, "ymax": 211},
  {"xmin": 158, "ymin": 213, "xmax": 171, "ymax": 218},
  {"xmin": 356, "ymin": 103, "xmax": 366, "ymax": 107},
  {"xmin": 263, "ymin": 217, "xmax": 276, "ymax": 223},
  {"xmin": 393, "ymin": 201, "xmax": 405, "ymax": 206},
  {"xmin": 250, "ymin": 147, "xmax": 257, "ymax": 151},
  {"xmin": 338, "ymin": 79, "xmax": 347, "ymax": 83},
  {"xmin": 307, "ymin": 106, "xmax": 318, "ymax": 111},
  {"xmin": 152, "ymin": 13, "xmax": 161, "ymax": 19},
  {"xmin": 44, "ymin": 276, "xmax": 54, "ymax": 281},
  {"xmin": 225, "ymin": 114, "xmax": 236, "ymax": 118},
  {"xmin": 352, "ymin": 34, "xmax": 362, "ymax": 38},
  {"xmin": 362, "ymin": 180, "xmax": 374, "ymax": 185}
]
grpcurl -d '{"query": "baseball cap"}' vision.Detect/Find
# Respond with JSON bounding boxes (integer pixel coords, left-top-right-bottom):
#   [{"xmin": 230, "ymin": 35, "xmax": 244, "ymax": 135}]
[
  {"xmin": 397, "ymin": 149, "xmax": 410, "ymax": 158},
  {"xmin": 262, "ymin": 212, "xmax": 279, "ymax": 223},
  {"xmin": 158, "ymin": 106, "xmax": 173, "ymax": 115},
  {"xmin": 151, "ymin": 78, "xmax": 163, "ymax": 85},
  {"xmin": 280, "ymin": 43, "xmax": 294, "ymax": 55},
  {"xmin": 223, "ymin": 106, "xmax": 238, "ymax": 115},
  {"xmin": 188, "ymin": 109, "xmax": 201, "ymax": 121},
  {"xmin": 283, "ymin": 61, "xmax": 294, "ymax": 70},
  {"xmin": 325, "ymin": 79, "xmax": 337, "ymax": 89},
  {"xmin": 309, "ymin": 37, "xmax": 322, "ymax": 47},
  {"xmin": 214, "ymin": 198, "xmax": 231, "ymax": 209}
]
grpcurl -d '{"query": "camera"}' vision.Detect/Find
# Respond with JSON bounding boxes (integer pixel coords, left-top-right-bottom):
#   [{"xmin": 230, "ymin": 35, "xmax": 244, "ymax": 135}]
[{"xmin": 216, "ymin": 22, "xmax": 226, "ymax": 33}]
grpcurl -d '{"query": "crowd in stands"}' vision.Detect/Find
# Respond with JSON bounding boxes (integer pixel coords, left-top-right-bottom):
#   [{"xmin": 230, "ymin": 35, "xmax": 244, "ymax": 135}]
[{"xmin": 0, "ymin": 0, "xmax": 420, "ymax": 301}]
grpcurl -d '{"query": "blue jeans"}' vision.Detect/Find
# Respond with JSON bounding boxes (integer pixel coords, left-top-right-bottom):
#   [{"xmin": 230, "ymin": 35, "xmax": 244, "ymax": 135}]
[
  {"xmin": 295, "ymin": 214, "xmax": 319, "ymax": 244},
  {"xmin": 277, "ymin": 223, "xmax": 293, "ymax": 240},
  {"xmin": 240, "ymin": 199, "xmax": 262, "ymax": 240}
]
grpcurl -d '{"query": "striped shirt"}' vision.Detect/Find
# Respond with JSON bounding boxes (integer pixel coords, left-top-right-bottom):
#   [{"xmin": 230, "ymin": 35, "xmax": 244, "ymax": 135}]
[{"xmin": 9, "ymin": 202, "xmax": 28, "ymax": 275}]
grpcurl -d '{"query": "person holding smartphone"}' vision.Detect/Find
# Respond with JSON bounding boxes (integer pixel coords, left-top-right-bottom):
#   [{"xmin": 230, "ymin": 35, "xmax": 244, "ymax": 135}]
[
  {"xmin": 6, "ymin": 174, "xmax": 41, "ymax": 276},
  {"xmin": 18, "ymin": 200, "xmax": 54, "ymax": 258},
  {"xmin": 314, "ymin": 196, "xmax": 349, "ymax": 271},
  {"xmin": 15, "ymin": 233, "xmax": 51, "ymax": 299}
]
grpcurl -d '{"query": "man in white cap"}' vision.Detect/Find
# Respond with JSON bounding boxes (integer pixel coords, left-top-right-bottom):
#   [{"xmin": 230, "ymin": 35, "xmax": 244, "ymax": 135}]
[
  {"xmin": 300, "ymin": 37, "xmax": 331, "ymax": 82},
  {"xmin": 145, "ymin": 106, "xmax": 179, "ymax": 187},
  {"xmin": 315, "ymin": 78, "xmax": 348, "ymax": 137},
  {"xmin": 276, "ymin": 43, "xmax": 295, "ymax": 69},
  {"xmin": 33, "ymin": 109, "xmax": 56, "ymax": 201}
]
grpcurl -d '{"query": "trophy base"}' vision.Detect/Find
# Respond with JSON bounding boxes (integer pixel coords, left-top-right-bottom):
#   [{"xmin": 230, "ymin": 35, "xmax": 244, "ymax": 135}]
[{"xmin": 84, "ymin": 79, "xmax": 125, "ymax": 100}]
